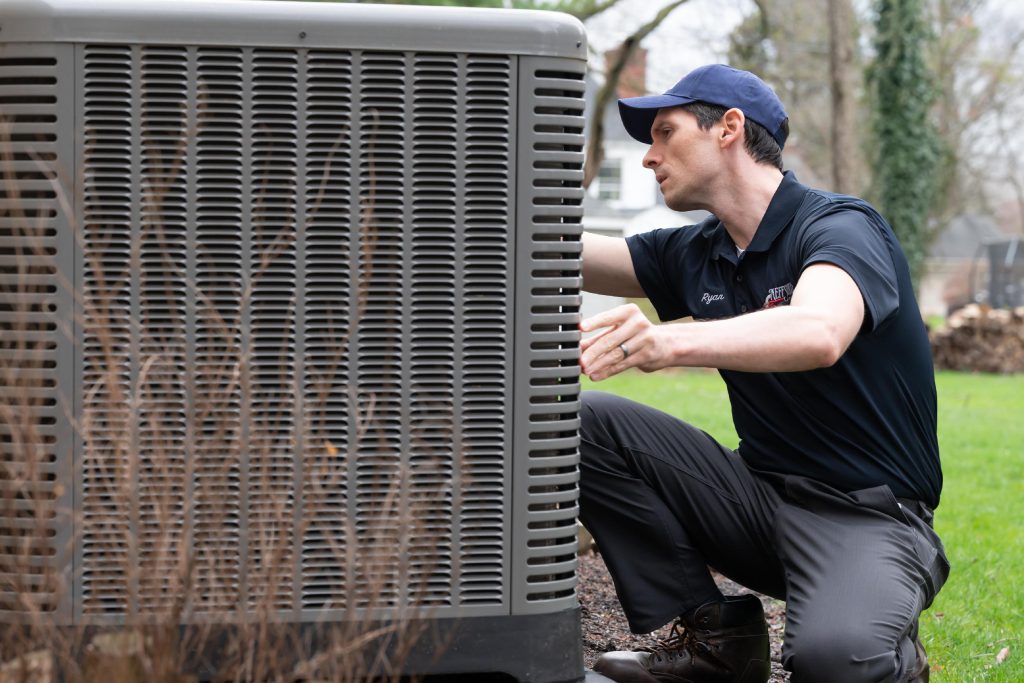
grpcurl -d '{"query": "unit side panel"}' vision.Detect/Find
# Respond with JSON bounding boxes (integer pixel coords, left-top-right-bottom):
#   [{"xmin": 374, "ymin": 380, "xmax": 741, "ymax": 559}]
[
  {"xmin": 511, "ymin": 56, "xmax": 584, "ymax": 615},
  {"xmin": 0, "ymin": 42, "xmax": 76, "ymax": 625}
]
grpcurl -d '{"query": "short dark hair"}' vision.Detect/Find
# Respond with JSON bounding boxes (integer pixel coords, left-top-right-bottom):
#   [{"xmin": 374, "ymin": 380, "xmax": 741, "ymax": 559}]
[{"xmin": 679, "ymin": 101, "xmax": 787, "ymax": 171}]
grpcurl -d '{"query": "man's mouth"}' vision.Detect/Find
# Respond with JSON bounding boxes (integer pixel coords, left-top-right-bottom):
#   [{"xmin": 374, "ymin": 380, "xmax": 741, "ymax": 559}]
[{"xmin": 655, "ymin": 174, "xmax": 667, "ymax": 185}]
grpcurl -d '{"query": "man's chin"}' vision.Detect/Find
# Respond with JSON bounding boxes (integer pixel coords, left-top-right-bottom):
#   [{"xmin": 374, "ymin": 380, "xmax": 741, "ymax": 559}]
[{"xmin": 664, "ymin": 195, "xmax": 697, "ymax": 212}]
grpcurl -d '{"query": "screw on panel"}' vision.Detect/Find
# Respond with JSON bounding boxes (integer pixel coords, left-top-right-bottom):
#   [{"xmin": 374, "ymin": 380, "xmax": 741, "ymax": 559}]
[{"xmin": 299, "ymin": 31, "xmax": 307, "ymax": 39}]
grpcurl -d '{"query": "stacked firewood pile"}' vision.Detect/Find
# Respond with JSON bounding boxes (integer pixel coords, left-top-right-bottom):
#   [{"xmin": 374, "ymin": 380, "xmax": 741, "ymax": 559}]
[{"xmin": 930, "ymin": 304, "xmax": 1024, "ymax": 373}]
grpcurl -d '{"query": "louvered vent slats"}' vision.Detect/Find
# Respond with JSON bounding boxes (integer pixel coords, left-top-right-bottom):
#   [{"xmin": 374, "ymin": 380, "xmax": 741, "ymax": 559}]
[
  {"xmin": 247, "ymin": 48, "xmax": 299, "ymax": 612},
  {"xmin": 408, "ymin": 53, "xmax": 458, "ymax": 607},
  {"xmin": 0, "ymin": 49, "xmax": 67, "ymax": 619},
  {"xmin": 80, "ymin": 45, "xmax": 135, "ymax": 616},
  {"xmin": 137, "ymin": 46, "xmax": 190, "ymax": 613},
  {"xmin": 460, "ymin": 56, "xmax": 511, "ymax": 605},
  {"xmin": 353, "ymin": 52, "xmax": 406, "ymax": 609},
  {"xmin": 300, "ymin": 50, "xmax": 353, "ymax": 611},
  {"xmin": 193, "ymin": 48, "xmax": 244, "ymax": 614},
  {"xmin": 74, "ymin": 46, "xmax": 518, "ymax": 620},
  {"xmin": 514, "ymin": 60, "xmax": 584, "ymax": 610}
]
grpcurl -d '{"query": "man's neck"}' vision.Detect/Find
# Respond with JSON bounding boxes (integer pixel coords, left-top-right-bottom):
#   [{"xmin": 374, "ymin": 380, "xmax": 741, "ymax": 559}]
[{"xmin": 713, "ymin": 167, "xmax": 785, "ymax": 250}]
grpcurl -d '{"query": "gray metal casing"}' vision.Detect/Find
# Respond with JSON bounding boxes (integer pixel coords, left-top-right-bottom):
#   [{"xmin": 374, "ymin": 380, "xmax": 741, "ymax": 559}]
[{"xmin": 0, "ymin": 0, "xmax": 585, "ymax": 677}]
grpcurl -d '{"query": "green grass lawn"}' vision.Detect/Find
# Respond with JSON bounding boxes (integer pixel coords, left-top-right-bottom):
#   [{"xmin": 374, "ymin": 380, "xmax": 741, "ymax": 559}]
[{"xmin": 582, "ymin": 369, "xmax": 1023, "ymax": 681}]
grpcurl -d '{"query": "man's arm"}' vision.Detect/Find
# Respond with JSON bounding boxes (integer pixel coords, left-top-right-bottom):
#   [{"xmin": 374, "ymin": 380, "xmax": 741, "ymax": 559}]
[
  {"xmin": 579, "ymin": 263, "xmax": 865, "ymax": 380},
  {"xmin": 581, "ymin": 231, "xmax": 646, "ymax": 298}
]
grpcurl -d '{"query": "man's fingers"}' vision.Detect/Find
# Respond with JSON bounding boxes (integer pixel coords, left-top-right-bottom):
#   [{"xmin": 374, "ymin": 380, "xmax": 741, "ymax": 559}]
[
  {"xmin": 587, "ymin": 349, "xmax": 641, "ymax": 381},
  {"xmin": 589, "ymin": 359, "xmax": 626, "ymax": 381},
  {"xmin": 584, "ymin": 318, "xmax": 643, "ymax": 362},
  {"xmin": 580, "ymin": 325, "xmax": 627, "ymax": 355},
  {"xmin": 579, "ymin": 303, "xmax": 652, "ymax": 380},
  {"xmin": 580, "ymin": 303, "xmax": 639, "ymax": 333},
  {"xmin": 582, "ymin": 327, "xmax": 644, "ymax": 378},
  {"xmin": 579, "ymin": 313, "xmax": 614, "ymax": 334},
  {"xmin": 580, "ymin": 333, "xmax": 603, "ymax": 353}
]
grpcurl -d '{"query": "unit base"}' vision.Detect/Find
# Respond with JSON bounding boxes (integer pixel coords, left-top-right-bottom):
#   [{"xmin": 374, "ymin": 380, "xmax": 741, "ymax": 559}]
[{"xmin": 4, "ymin": 608, "xmax": 584, "ymax": 683}]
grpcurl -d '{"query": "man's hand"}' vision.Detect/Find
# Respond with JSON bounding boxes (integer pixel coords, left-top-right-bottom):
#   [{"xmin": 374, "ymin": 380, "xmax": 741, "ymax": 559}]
[{"xmin": 579, "ymin": 303, "xmax": 674, "ymax": 381}]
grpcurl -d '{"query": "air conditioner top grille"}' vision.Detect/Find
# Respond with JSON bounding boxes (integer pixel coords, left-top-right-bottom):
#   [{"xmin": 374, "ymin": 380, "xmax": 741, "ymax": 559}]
[{"xmin": 2, "ymin": 0, "xmax": 586, "ymax": 59}]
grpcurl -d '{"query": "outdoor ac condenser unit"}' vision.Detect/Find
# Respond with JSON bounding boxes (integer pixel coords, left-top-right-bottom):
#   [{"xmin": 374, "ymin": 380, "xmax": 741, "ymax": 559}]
[{"xmin": 0, "ymin": 0, "xmax": 586, "ymax": 680}]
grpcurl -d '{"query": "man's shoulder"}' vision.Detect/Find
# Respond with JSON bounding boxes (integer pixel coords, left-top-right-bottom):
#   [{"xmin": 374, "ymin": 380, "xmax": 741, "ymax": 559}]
[
  {"xmin": 794, "ymin": 187, "xmax": 883, "ymax": 223},
  {"xmin": 633, "ymin": 216, "xmax": 722, "ymax": 247},
  {"xmin": 789, "ymin": 187, "xmax": 891, "ymax": 242}
]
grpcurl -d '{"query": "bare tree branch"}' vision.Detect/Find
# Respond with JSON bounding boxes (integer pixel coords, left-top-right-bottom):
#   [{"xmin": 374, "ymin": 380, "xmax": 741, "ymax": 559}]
[{"xmin": 583, "ymin": 0, "xmax": 691, "ymax": 188}]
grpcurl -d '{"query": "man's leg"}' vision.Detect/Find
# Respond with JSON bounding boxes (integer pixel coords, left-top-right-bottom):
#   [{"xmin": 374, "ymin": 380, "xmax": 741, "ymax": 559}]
[
  {"xmin": 777, "ymin": 479, "xmax": 949, "ymax": 683},
  {"xmin": 578, "ymin": 390, "xmax": 786, "ymax": 631}
]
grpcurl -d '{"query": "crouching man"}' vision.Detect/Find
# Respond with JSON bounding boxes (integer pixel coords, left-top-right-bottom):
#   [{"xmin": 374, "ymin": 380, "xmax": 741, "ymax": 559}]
[{"xmin": 578, "ymin": 64, "xmax": 948, "ymax": 683}]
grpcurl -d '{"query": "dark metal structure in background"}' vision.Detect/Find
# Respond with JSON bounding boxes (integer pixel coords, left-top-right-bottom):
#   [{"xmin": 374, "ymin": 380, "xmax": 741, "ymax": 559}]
[
  {"xmin": 0, "ymin": 1, "xmax": 587, "ymax": 680},
  {"xmin": 983, "ymin": 237, "xmax": 1024, "ymax": 308}
]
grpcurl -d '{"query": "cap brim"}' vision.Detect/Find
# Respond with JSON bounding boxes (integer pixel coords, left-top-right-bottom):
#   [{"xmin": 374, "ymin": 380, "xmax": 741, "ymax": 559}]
[{"xmin": 617, "ymin": 94, "xmax": 695, "ymax": 144}]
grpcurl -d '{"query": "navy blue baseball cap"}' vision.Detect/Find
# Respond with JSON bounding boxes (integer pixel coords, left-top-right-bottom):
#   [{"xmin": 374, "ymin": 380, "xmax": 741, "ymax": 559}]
[{"xmin": 618, "ymin": 64, "xmax": 789, "ymax": 148}]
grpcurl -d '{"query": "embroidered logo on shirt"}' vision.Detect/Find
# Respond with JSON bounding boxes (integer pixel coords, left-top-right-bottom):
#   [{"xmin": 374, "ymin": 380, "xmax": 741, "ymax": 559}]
[
  {"xmin": 763, "ymin": 283, "xmax": 794, "ymax": 308},
  {"xmin": 701, "ymin": 292, "xmax": 725, "ymax": 304}
]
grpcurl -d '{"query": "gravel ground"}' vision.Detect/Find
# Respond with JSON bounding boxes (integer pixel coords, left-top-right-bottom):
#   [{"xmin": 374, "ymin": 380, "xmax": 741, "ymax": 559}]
[{"xmin": 578, "ymin": 551, "xmax": 791, "ymax": 682}]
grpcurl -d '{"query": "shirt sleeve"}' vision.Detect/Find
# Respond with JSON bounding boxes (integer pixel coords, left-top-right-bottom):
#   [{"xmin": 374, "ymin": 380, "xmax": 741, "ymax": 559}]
[
  {"xmin": 625, "ymin": 227, "xmax": 692, "ymax": 322},
  {"xmin": 799, "ymin": 208, "xmax": 900, "ymax": 331}
]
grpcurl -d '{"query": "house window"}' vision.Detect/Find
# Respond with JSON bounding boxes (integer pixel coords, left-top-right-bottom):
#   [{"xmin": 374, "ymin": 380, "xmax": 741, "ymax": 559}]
[{"xmin": 596, "ymin": 160, "xmax": 622, "ymax": 201}]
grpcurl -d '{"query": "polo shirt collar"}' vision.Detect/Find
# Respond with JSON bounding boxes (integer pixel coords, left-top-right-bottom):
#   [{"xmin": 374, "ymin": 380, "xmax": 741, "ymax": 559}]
[
  {"xmin": 704, "ymin": 170, "xmax": 807, "ymax": 260},
  {"xmin": 746, "ymin": 170, "xmax": 806, "ymax": 253},
  {"xmin": 701, "ymin": 217, "xmax": 736, "ymax": 262}
]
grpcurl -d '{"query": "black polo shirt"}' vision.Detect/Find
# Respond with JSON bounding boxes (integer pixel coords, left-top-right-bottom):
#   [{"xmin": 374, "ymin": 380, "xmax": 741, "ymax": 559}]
[{"xmin": 626, "ymin": 172, "xmax": 942, "ymax": 508}]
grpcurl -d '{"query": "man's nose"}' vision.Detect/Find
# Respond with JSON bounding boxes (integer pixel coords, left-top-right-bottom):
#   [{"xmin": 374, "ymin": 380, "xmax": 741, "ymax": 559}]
[{"xmin": 643, "ymin": 146, "xmax": 659, "ymax": 169}]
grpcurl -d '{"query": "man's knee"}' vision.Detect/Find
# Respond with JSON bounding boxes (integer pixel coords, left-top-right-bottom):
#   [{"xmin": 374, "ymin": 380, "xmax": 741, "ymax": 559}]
[{"xmin": 784, "ymin": 625, "xmax": 905, "ymax": 683}]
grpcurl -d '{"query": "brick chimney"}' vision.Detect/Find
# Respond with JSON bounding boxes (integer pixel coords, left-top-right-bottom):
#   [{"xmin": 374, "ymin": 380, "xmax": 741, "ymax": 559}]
[{"xmin": 605, "ymin": 45, "xmax": 648, "ymax": 98}]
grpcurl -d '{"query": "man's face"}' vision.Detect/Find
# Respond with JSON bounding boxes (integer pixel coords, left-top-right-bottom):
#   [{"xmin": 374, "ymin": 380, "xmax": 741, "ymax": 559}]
[{"xmin": 642, "ymin": 107, "xmax": 720, "ymax": 212}]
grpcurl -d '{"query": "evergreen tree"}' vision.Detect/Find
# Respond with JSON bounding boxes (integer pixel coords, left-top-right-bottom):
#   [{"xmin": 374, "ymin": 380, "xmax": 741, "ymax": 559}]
[{"xmin": 868, "ymin": 0, "xmax": 944, "ymax": 287}]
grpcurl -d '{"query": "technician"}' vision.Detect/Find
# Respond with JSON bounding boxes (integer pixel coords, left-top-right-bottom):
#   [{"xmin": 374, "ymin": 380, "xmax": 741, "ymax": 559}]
[{"xmin": 579, "ymin": 64, "xmax": 948, "ymax": 683}]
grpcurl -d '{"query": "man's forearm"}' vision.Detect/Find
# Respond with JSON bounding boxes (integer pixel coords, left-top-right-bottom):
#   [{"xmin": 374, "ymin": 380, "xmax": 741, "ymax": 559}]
[{"xmin": 661, "ymin": 305, "xmax": 849, "ymax": 373}]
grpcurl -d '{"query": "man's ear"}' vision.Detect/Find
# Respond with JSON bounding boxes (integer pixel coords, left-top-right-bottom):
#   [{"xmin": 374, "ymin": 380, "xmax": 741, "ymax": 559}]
[{"xmin": 719, "ymin": 108, "xmax": 746, "ymax": 149}]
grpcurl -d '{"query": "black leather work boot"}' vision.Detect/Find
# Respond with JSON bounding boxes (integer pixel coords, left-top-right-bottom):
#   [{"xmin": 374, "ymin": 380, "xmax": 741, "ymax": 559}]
[{"xmin": 594, "ymin": 594, "xmax": 771, "ymax": 683}]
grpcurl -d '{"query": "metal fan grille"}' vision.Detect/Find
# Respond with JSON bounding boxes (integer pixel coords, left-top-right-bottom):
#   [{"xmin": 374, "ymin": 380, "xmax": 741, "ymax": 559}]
[{"xmin": 76, "ymin": 45, "xmax": 514, "ymax": 620}]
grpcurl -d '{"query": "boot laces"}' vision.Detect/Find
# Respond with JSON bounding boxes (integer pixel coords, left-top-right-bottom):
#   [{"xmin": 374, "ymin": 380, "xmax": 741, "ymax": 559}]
[{"xmin": 645, "ymin": 618, "xmax": 707, "ymax": 665}]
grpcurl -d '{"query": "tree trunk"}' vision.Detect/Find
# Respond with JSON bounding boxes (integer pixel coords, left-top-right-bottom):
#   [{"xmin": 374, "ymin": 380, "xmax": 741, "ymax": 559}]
[{"xmin": 827, "ymin": 0, "xmax": 856, "ymax": 193}]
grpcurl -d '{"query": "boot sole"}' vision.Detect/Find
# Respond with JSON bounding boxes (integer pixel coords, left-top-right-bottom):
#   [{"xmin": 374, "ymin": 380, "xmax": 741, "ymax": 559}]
[{"xmin": 736, "ymin": 659, "xmax": 771, "ymax": 683}]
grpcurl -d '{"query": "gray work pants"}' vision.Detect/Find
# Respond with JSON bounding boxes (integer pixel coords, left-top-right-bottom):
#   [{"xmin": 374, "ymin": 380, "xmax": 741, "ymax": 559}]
[{"xmin": 578, "ymin": 391, "xmax": 950, "ymax": 683}]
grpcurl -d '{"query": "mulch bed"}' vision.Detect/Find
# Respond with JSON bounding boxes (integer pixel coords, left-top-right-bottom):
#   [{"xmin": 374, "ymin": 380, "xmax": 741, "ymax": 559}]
[{"xmin": 578, "ymin": 550, "xmax": 791, "ymax": 682}]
